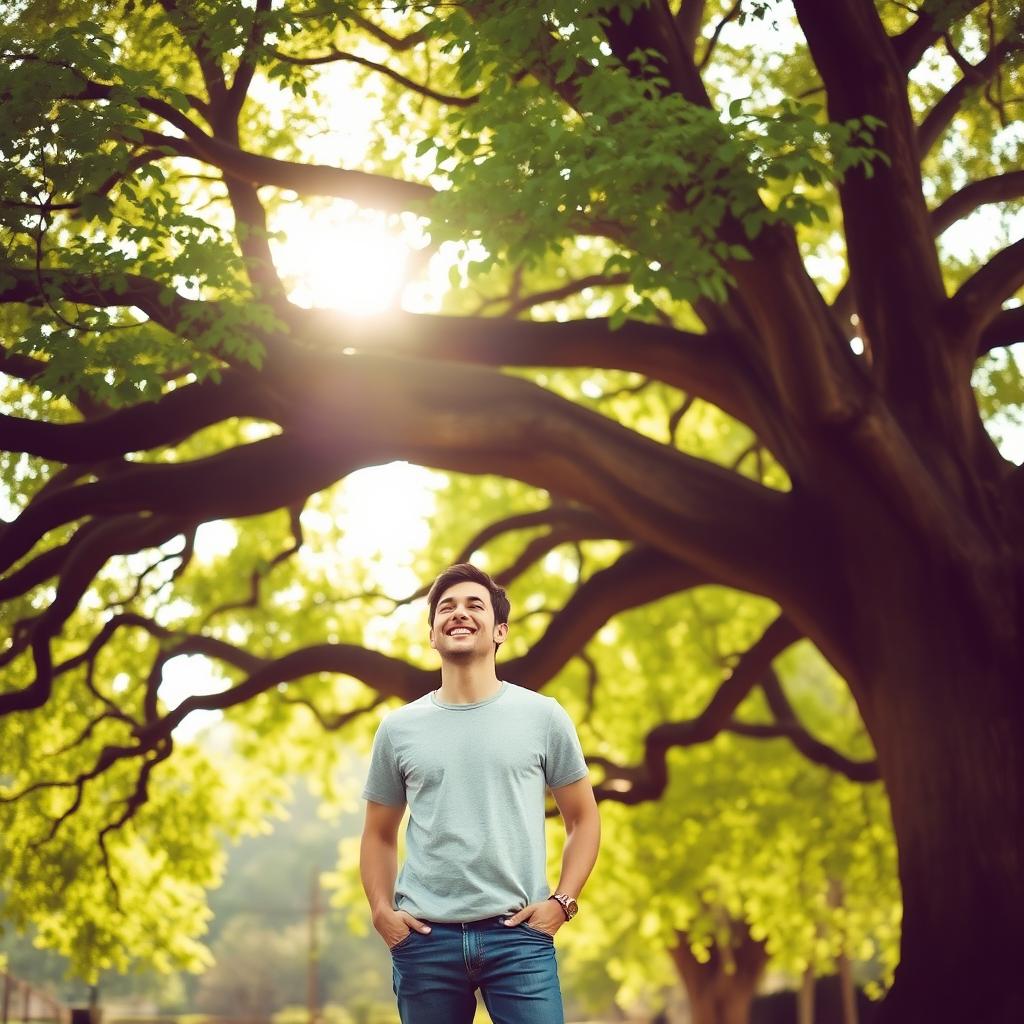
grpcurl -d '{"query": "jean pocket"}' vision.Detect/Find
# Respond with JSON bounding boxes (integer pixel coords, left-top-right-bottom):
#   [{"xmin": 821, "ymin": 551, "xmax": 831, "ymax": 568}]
[
  {"xmin": 389, "ymin": 931, "xmax": 415, "ymax": 952},
  {"xmin": 520, "ymin": 922, "xmax": 555, "ymax": 941}
]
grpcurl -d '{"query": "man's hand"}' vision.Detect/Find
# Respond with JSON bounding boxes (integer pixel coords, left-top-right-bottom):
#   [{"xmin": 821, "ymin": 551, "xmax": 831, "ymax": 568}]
[
  {"xmin": 502, "ymin": 899, "xmax": 566, "ymax": 937},
  {"xmin": 373, "ymin": 907, "xmax": 432, "ymax": 949}
]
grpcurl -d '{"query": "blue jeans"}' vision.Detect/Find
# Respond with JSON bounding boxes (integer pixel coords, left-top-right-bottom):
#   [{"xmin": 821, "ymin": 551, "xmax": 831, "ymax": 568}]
[{"xmin": 389, "ymin": 915, "xmax": 564, "ymax": 1024}]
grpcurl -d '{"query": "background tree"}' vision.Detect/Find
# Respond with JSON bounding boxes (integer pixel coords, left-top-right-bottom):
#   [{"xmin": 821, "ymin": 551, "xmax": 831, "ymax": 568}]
[{"xmin": 1, "ymin": 2, "xmax": 1022, "ymax": 1021}]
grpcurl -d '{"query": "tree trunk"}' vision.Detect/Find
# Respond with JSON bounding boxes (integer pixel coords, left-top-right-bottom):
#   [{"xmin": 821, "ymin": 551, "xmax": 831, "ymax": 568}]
[
  {"xmin": 670, "ymin": 922, "xmax": 768, "ymax": 1024},
  {"xmin": 834, "ymin": 514, "xmax": 1024, "ymax": 1024},
  {"xmin": 797, "ymin": 968, "xmax": 814, "ymax": 1024}
]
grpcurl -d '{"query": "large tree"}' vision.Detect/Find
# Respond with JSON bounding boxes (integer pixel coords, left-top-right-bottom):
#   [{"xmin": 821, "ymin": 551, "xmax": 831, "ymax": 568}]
[{"xmin": 1, "ymin": 1, "xmax": 1022, "ymax": 1020}]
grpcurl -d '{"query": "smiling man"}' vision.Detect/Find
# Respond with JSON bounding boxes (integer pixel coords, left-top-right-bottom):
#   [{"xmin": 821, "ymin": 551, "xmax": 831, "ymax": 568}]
[{"xmin": 359, "ymin": 563, "xmax": 601, "ymax": 1024}]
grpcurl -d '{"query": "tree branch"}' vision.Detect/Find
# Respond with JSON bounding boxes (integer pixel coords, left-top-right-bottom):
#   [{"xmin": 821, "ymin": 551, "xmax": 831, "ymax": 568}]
[
  {"xmin": 950, "ymin": 236, "xmax": 1024, "ymax": 339},
  {"xmin": 794, "ymin": 0, "xmax": 948, "ymax": 396},
  {"xmin": 758, "ymin": 669, "xmax": 879, "ymax": 782},
  {"xmin": 890, "ymin": 0, "xmax": 988, "ymax": 73},
  {"xmin": 0, "ymin": 433, "xmax": 362, "ymax": 583},
  {"xmin": 225, "ymin": 0, "xmax": 271, "ymax": 120},
  {"xmin": 590, "ymin": 615, "xmax": 801, "ymax": 802},
  {"xmin": 293, "ymin": 307, "xmax": 763, "ymax": 433},
  {"xmin": 916, "ymin": 37, "xmax": 1021, "ymax": 157},
  {"xmin": 136, "ymin": 129, "xmax": 435, "ymax": 213},
  {"xmin": 979, "ymin": 305, "xmax": 1024, "ymax": 355},
  {"xmin": 0, "ymin": 373, "xmax": 268, "ymax": 463},
  {"xmin": 346, "ymin": 14, "xmax": 432, "ymax": 52},
  {"xmin": 503, "ymin": 546, "xmax": 707, "ymax": 688},
  {"xmin": 674, "ymin": 0, "xmax": 707, "ymax": 59},
  {"xmin": 482, "ymin": 273, "xmax": 630, "ymax": 319},
  {"xmin": 930, "ymin": 170, "xmax": 1024, "ymax": 236},
  {"xmin": 200, "ymin": 502, "xmax": 305, "ymax": 625},
  {"xmin": 270, "ymin": 46, "xmax": 478, "ymax": 107},
  {"xmin": 697, "ymin": 0, "xmax": 742, "ymax": 71}
]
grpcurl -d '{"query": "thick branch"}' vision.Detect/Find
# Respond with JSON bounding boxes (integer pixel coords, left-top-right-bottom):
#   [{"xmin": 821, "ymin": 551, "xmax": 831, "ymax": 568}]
[
  {"xmin": 979, "ymin": 306, "xmax": 1024, "ymax": 355},
  {"xmin": 0, "ymin": 434, "xmax": 353, "ymax": 577},
  {"xmin": 930, "ymin": 171, "xmax": 1024, "ymax": 237},
  {"xmin": 951, "ymin": 236, "xmax": 1024, "ymax": 338},
  {"xmin": 794, "ymin": 0, "xmax": 948, "ymax": 392},
  {"xmin": 267, "ymin": 349, "xmax": 807, "ymax": 616},
  {"xmin": 0, "ymin": 373, "xmax": 268, "ymax": 463},
  {"xmin": 504, "ymin": 546, "xmax": 706, "ymax": 687},
  {"xmin": 137, "ymin": 130, "xmax": 434, "ymax": 213},
  {"xmin": 674, "ymin": 0, "xmax": 707, "ymax": 58},
  {"xmin": 0, "ymin": 265, "xmax": 289, "ymax": 367},
  {"xmin": 294, "ymin": 307, "xmax": 763, "ymax": 433},
  {"xmin": 225, "ymin": 0, "xmax": 271, "ymax": 120}
]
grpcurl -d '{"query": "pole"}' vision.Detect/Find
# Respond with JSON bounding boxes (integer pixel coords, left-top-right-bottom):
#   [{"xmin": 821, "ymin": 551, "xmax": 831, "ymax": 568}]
[{"xmin": 307, "ymin": 867, "xmax": 321, "ymax": 1024}]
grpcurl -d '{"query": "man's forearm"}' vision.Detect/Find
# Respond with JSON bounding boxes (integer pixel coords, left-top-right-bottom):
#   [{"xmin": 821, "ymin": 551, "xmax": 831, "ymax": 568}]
[
  {"xmin": 554, "ymin": 807, "xmax": 601, "ymax": 899},
  {"xmin": 360, "ymin": 833, "xmax": 398, "ymax": 918}
]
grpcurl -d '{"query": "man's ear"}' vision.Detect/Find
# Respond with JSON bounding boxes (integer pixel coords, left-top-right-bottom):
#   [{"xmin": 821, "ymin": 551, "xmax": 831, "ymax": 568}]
[
  {"xmin": 428, "ymin": 626, "xmax": 438, "ymax": 650},
  {"xmin": 493, "ymin": 622, "xmax": 509, "ymax": 646}
]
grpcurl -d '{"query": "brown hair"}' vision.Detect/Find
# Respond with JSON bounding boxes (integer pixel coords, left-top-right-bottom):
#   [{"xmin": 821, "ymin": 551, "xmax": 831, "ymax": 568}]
[{"xmin": 427, "ymin": 563, "xmax": 510, "ymax": 628}]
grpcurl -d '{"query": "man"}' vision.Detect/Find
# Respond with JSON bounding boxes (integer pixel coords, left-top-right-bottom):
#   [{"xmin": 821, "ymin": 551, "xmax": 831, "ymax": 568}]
[{"xmin": 359, "ymin": 563, "xmax": 601, "ymax": 1024}]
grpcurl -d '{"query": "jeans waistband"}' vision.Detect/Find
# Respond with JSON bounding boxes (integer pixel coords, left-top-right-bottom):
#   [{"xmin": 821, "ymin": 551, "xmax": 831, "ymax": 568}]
[{"xmin": 421, "ymin": 915, "xmax": 509, "ymax": 929}]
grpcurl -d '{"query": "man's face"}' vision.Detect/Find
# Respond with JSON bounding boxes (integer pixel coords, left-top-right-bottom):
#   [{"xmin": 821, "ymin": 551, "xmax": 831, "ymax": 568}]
[{"xmin": 429, "ymin": 581, "xmax": 508, "ymax": 661}]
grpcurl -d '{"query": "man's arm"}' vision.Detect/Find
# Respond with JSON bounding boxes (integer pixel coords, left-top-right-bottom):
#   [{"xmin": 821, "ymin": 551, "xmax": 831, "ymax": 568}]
[
  {"xmin": 551, "ymin": 776, "xmax": 601, "ymax": 900},
  {"xmin": 360, "ymin": 800, "xmax": 431, "ymax": 946},
  {"xmin": 502, "ymin": 775, "xmax": 601, "ymax": 935}
]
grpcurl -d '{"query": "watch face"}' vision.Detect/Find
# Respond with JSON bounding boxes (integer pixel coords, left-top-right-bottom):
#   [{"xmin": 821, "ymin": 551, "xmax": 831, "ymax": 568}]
[{"xmin": 565, "ymin": 898, "xmax": 578, "ymax": 918}]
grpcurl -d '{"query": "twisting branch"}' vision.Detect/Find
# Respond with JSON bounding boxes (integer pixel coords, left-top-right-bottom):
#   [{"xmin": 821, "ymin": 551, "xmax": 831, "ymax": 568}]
[
  {"xmin": 890, "ymin": 1, "xmax": 989, "ymax": 74},
  {"xmin": 950, "ymin": 236, "xmax": 1024, "ymax": 338},
  {"xmin": 589, "ymin": 615, "xmax": 800, "ymax": 803},
  {"xmin": 279, "ymin": 690, "xmax": 386, "ymax": 731},
  {"xmin": 916, "ymin": 37, "xmax": 1023, "ymax": 157},
  {"xmin": 389, "ymin": 506, "xmax": 629, "ymax": 608},
  {"xmin": 346, "ymin": 14, "xmax": 432, "ymax": 52},
  {"xmin": 270, "ymin": 46, "xmax": 478, "ymax": 106},
  {"xmin": 479, "ymin": 273, "xmax": 630, "ymax": 318},
  {"xmin": 697, "ymin": 0, "xmax": 743, "ymax": 71},
  {"xmin": 0, "ymin": 515, "xmax": 189, "ymax": 714},
  {"xmin": 97, "ymin": 740, "xmax": 174, "ymax": 908},
  {"xmin": 492, "ymin": 528, "xmax": 593, "ymax": 590},
  {"xmin": 758, "ymin": 669, "xmax": 880, "ymax": 782},
  {"xmin": 201, "ymin": 501, "xmax": 306, "ymax": 625}
]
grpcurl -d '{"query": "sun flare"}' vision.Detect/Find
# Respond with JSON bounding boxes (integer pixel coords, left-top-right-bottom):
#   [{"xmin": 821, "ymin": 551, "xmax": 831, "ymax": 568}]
[{"xmin": 273, "ymin": 207, "xmax": 411, "ymax": 315}]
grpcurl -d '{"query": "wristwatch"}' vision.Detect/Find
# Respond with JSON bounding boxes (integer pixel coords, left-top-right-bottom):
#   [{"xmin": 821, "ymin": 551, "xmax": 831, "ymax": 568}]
[{"xmin": 549, "ymin": 892, "xmax": 578, "ymax": 920}]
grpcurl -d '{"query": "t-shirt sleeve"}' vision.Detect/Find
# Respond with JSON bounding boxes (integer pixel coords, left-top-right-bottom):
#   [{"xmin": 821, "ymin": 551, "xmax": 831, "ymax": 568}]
[
  {"xmin": 544, "ymin": 700, "xmax": 589, "ymax": 789},
  {"xmin": 361, "ymin": 719, "xmax": 406, "ymax": 806}
]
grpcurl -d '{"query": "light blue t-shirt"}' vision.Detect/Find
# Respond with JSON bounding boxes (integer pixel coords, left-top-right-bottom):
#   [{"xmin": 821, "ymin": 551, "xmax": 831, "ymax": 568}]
[{"xmin": 361, "ymin": 681, "xmax": 589, "ymax": 923}]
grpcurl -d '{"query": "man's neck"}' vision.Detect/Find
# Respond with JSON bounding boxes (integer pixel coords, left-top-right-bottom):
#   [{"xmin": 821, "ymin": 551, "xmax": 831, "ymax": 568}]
[{"xmin": 436, "ymin": 661, "xmax": 502, "ymax": 705}]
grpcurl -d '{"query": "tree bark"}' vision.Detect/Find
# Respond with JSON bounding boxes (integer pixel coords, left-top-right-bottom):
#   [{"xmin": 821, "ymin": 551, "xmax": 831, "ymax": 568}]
[
  {"xmin": 670, "ymin": 922, "xmax": 768, "ymax": 1024},
  {"xmin": 828, "ymin": 494, "xmax": 1024, "ymax": 1024}
]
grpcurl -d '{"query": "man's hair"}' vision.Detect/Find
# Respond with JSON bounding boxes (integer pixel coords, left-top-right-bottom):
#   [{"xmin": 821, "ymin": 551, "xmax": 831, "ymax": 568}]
[{"xmin": 426, "ymin": 563, "xmax": 510, "ymax": 627}]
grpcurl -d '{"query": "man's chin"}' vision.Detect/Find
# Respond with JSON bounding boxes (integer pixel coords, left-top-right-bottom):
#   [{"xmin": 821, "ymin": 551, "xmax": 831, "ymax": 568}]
[{"xmin": 441, "ymin": 645, "xmax": 484, "ymax": 660}]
